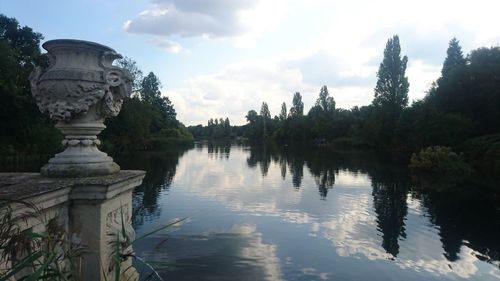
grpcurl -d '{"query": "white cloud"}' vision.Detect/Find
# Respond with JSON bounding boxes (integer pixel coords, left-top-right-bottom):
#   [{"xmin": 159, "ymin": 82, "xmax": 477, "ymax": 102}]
[
  {"xmin": 147, "ymin": 38, "xmax": 186, "ymax": 53},
  {"xmin": 134, "ymin": 0, "xmax": 500, "ymax": 125},
  {"xmin": 124, "ymin": 0, "xmax": 286, "ymax": 48},
  {"xmin": 168, "ymin": 56, "xmax": 317, "ymax": 125},
  {"xmin": 124, "ymin": 0, "xmax": 253, "ymax": 37},
  {"xmin": 167, "ymin": 45, "xmax": 442, "ymax": 125}
]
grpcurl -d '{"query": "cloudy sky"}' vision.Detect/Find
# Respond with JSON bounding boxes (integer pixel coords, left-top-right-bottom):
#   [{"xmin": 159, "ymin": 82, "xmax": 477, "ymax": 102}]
[{"xmin": 3, "ymin": 0, "xmax": 500, "ymax": 125}]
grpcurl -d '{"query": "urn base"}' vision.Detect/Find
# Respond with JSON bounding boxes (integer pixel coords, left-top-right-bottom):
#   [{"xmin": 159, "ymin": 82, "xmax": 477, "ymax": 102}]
[
  {"xmin": 41, "ymin": 133, "xmax": 120, "ymax": 177},
  {"xmin": 41, "ymin": 161, "xmax": 120, "ymax": 177}
]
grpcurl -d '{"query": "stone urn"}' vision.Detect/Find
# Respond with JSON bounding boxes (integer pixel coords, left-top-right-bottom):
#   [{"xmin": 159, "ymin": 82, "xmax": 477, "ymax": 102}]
[{"xmin": 30, "ymin": 39, "xmax": 132, "ymax": 177}]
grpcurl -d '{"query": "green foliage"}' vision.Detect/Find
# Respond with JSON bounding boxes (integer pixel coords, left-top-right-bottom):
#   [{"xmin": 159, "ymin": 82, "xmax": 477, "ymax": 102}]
[
  {"xmin": 370, "ymin": 35, "xmax": 409, "ymax": 147},
  {"xmin": 279, "ymin": 102, "xmax": 287, "ymax": 122},
  {"xmin": 260, "ymin": 102, "xmax": 271, "ymax": 120},
  {"xmin": 189, "ymin": 117, "xmax": 233, "ymax": 139},
  {"xmin": 409, "ymin": 146, "xmax": 473, "ymax": 184},
  {"xmin": 103, "ymin": 71, "xmax": 192, "ymax": 151},
  {"xmin": 0, "ymin": 14, "xmax": 61, "ymax": 157},
  {"xmin": 373, "ymin": 35, "xmax": 409, "ymax": 110},
  {"xmin": 441, "ymin": 37, "xmax": 466, "ymax": 78},
  {"xmin": 308, "ymin": 85, "xmax": 336, "ymax": 139},
  {"xmin": 115, "ymin": 56, "xmax": 143, "ymax": 95},
  {"xmin": 289, "ymin": 92, "xmax": 304, "ymax": 117},
  {"xmin": 459, "ymin": 134, "xmax": 500, "ymax": 179},
  {"xmin": 0, "ymin": 201, "xmax": 186, "ymax": 281}
]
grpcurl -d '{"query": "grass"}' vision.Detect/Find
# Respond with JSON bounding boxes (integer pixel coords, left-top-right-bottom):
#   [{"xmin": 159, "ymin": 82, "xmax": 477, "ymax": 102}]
[{"xmin": 0, "ymin": 200, "xmax": 187, "ymax": 281}]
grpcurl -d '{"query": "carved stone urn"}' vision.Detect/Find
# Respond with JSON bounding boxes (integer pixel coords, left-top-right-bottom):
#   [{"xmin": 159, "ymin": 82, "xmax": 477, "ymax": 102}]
[{"xmin": 30, "ymin": 39, "xmax": 132, "ymax": 177}]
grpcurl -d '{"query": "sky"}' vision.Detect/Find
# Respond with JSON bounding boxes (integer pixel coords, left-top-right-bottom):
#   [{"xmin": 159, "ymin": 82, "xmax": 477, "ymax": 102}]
[{"xmin": 2, "ymin": 0, "xmax": 500, "ymax": 125}]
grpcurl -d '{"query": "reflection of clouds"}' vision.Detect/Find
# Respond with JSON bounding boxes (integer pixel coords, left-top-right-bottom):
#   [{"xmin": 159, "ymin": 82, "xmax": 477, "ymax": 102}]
[
  {"xmin": 334, "ymin": 171, "xmax": 371, "ymax": 187},
  {"xmin": 136, "ymin": 223, "xmax": 283, "ymax": 281},
  {"xmin": 300, "ymin": 267, "xmax": 331, "ymax": 280},
  {"xmin": 398, "ymin": 246, "xmax": 478, "ymax": 278},
  {"xmin": 171, "ymin": 145, "xmax": 498, "ymax": 280},
  {"xmin": 230, "ymin": 224, "xmax": 283, "ymax": 281},
  {"xmin": 321, "ymin": 193, "xmax": 390, "ymax": 260}
]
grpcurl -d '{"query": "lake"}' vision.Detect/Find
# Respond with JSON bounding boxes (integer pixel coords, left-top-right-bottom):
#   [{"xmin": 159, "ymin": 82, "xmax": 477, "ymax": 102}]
[{"xmin": 112, "ymin": 142, "xmax": 500, "ymax": 281}]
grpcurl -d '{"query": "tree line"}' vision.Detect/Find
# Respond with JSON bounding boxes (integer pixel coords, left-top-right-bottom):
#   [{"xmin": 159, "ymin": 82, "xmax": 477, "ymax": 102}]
[
  {"xmin": 191, "ymin": 35, "xmax": 500, "ymax": 178},
  {"xmin": 0, "ymin": 14, "xmax": 192, "ymax": 159}
]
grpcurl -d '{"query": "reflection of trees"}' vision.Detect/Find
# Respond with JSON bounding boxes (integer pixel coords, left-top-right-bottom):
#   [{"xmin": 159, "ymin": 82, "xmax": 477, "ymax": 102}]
[
  {"xmin": 369, "ymin": 159, "xmax": 409, "ymax": 258},
  {"xmin": 289, "ymin": 156, "xmax": 304, "ymax": 188},
  {"xmin": 114, "ymin": 144, "xmax": 191, "ymax": 228},
  {"xmin": 413, "ymin": 188, "xmax": 500, "ymax": 263},
  {"xmin": 207, "ymin": 141, "xmax": 231, "ymax": 160},
  {"xmin": 244, "ymin": 143, "xmax": 500, "ymax": 265},
  {"xmin": 306, "ymin": 150, "xmax": 339, "ymax": 199},
  {"xmin": 246, "ymin": 144, "xmax": 272, "ymax": 176},
  {"xmin": 246, "ymin": 143, "xmax": 305, "ymax": 186},
  {"xmin": 372, "ymin": 182, "xmax": 408, "ymax": 257}
]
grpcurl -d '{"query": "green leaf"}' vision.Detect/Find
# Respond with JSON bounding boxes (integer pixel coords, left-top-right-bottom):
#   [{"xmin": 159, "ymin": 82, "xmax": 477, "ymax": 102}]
[{"xmin": 0, "ymin": 251, "xmax": 43, "ymax": 281}]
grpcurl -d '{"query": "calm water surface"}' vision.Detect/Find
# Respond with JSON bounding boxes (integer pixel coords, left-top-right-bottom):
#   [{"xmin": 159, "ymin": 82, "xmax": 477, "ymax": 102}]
[{"xmin": 116, "ymin": 142, "xmax": 500, "ymax": 281}]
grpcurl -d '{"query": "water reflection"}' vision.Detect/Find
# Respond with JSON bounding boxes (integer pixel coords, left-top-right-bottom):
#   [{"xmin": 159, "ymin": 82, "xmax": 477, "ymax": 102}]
[
  {"xmin": 415, "ymin": 188, "xmax": 500, "ymax": 264},
  {"xmin": 114, "ymin": 145, "xmax": 192, "ymax": 227},
  {"xmin": 206, "ymin": 141, "xmax": 231, "ymax": 160},
  {"xmin": 372, "ymin": 182, "xmax": 408, "ymax": 257},
  {"xmin": 127, "ymin": 142, "xmax": 499, "ymax": 281}
]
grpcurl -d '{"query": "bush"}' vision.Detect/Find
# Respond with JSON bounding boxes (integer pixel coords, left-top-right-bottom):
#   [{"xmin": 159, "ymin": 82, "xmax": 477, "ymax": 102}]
[
  {"xmin": 409, "ymin": 146, "xmax": 473, "ymax": 184},
  {"xmin": 459, "ymin": 133, "xmax": 500, "ymax": 179}
]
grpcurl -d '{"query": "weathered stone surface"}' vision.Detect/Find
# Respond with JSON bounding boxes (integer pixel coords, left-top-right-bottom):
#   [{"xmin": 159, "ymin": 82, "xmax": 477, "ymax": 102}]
[
  {"xmin": 29, "ymin": 39, "xmax": 132, "ymax": 177},
  {"xmin": 0, "ymin": 170, "xmax": 145, "ymax": 281},
  {"xmin": 0, "ymin": 170, "xmax": 145, "ymax": 201}
]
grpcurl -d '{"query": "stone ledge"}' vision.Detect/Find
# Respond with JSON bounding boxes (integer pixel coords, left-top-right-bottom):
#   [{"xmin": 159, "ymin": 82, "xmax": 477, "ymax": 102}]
[{"xmin": 0, "ymin": 170, "xmax": 146, "ymax": 202}]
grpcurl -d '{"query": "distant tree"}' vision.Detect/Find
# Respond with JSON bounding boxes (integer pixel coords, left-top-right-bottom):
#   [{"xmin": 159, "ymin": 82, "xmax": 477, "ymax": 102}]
[
  {"xmin": 245, "ymin": 109, "xmax": 260, "ymax": 139},
  {"xmin": 465, "ymin": 47, "xmax": 500, "ymax": 134},
  {"xmin": 315, "ymin": 85, "xmax": 335, "ymax": 113},
  {"xmin": 140, "ymin": 72, "xmax": 162, "ymax": 104},
  {"xmin": 260, "ymin": 102, "xmax": 271, "ymax": 138},
  {"xmin": 279, "ymin": 102, "xmax": 287, "ymax": 122},
  {"xmin": 371, "ymin": 35, "xmax": 409, "ymax": 146},
  {"xmin": 441, "ymin": 38, "xmax": 466, "ymax": 79},
  {"xmin": 289, "ymin": 92, "xmax": 304, "ymax": 117},
  {"xmin": 260, "ymin": 102, "xmax": 271, "ymax": 120},
  {"xmin": 246, "ymin": 110, "xmax": 258, "ymax": 124},
  {"xmin": 373, "ymin": 35, "xmax": 409, "ymax": 111},
  {"xmin": 308, "ymin": 86, "xmax": 337, "ymax": 139},
  {"xmin": 224, "ymin": 117, "xmax": 231, "ymax": 136},
  {"xmin": 115, "ymin": 57, "xmax": 143, "ymax": 94},
  {"xmin": 140, "ymin": 72, "xmax": 177, "ymax": 132}
]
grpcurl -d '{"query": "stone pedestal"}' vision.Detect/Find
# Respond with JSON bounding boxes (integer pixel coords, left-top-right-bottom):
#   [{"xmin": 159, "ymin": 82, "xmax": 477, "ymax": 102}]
[
  {"xmin": 0, "ymin": 170, "xmax": 145, "ymax": 281},
  {"xmin": 0, "ymin": 38, "xmax": 146, "ymax": 281}
]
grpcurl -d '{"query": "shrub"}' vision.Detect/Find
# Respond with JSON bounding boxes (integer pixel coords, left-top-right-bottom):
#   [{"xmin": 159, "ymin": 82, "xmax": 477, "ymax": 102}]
[
  {"xmin": 409, "ymin": 146, "xmax": 473, "ymax": 184},
  {"xmin": 459, "ymin": 134, "xmax": 500, "ymax": 179}
]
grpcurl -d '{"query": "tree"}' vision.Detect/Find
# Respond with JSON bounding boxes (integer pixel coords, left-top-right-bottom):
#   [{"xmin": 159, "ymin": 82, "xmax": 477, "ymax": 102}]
[
  {"xmin": 373, "ymin": 35, "xmax": 409, "ymax": 111},
  {"xmin": 260, "ymin": 102, "xmax": 271, "ymax": 120},
  {"xmin": 0, "ymin": 14, "xmax": 60, "ymax": 155},
  {"xmin": 140, "ymin": 72, "xmax": 177, "ymax": 132},
  {"xmin": 246, "ymin": 110, "xmax": 258, "ymax": 124},
  {"xmin": 140, "ymin": 72, "xmax": 162, "ymax": 104},
  {"xmin": 279, "ymin": 102, "xmax": 287, "ymax": 122},
  {"xmin": 308, "ymin": 86, "xmax": 337, "ymax": 139},
  {"xmin": 115, "ymin": 57, "xmax": 143, "ymax": 95},
  {"xmin": 289, "ymin": 92, "xmax": 304, "ymax": 117},
  {"xmin": 260, "ymin": 102, "xmax": 271, "ymax": 138},
  {"xmin": 245, "ymin": 110, "xmax": 260, "ymax": 139},
  {"xmin": 441, "ymin": 38, "xmax": 466, "ymax": 79},
  {"xmin": 370, "ymin": 35, "xmax": 409, "ymax": 146},
  {"xmin": 315, "ymin": 85, "xmax": 335, "ymax": 113}
]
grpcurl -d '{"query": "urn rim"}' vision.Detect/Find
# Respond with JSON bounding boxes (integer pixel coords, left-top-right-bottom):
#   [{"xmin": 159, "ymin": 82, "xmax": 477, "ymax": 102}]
[{"xmin": 42, "ymin": 39, "xmax": 117, "ymax": 53}]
